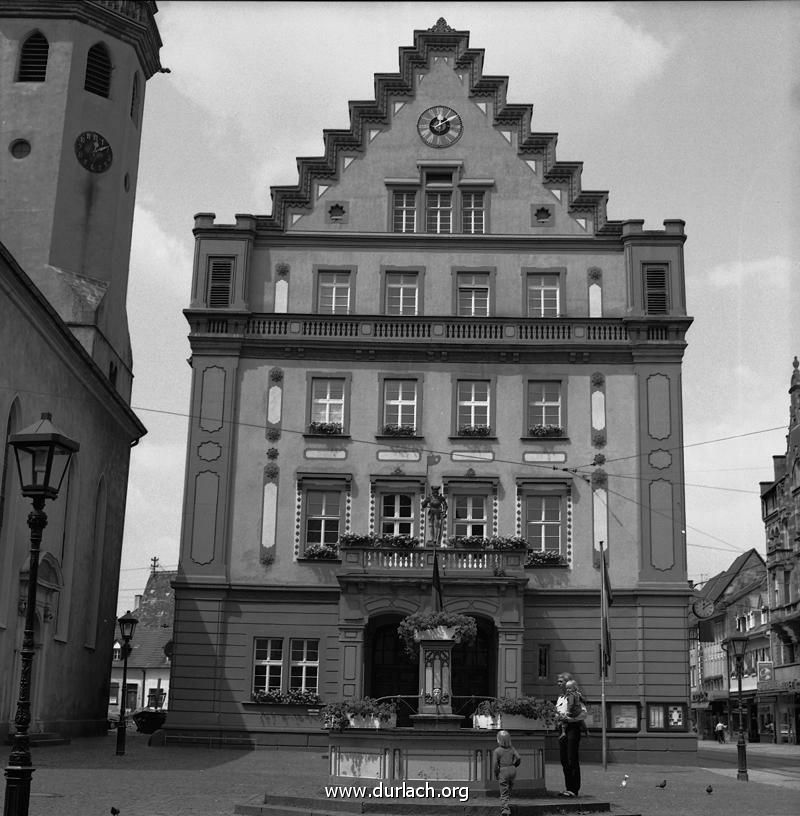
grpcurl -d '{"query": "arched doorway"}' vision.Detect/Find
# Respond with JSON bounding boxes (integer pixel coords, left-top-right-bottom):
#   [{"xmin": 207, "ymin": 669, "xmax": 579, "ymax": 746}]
[
  {"xmin": 365, "ymin": 614, "xmax": 496, "ymax": 726},
  {"xmin": 451, "ymin": 616, "xmax": 495, "ymax": 720}
]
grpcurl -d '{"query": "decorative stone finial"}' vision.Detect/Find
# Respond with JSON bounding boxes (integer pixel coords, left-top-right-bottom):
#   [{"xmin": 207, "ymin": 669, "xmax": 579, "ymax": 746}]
[
  {"xmin": 792, "ymin": 356, "xmax": 800, "ymax": 389},
  {"xmin": 429, "ymin": 17, "xmax": 455, "ymax": 33}
]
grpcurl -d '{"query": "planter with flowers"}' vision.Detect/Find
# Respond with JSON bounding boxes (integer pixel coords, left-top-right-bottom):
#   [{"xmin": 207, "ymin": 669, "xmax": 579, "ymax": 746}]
[
  {"xmin": 473, "ymin": 697, "xmax": 557, "ymax": 731},
  {"xmin": 307, "ymin": 421, "xmax": 344, "ymax": 435},
  {"xmin": 248, "ymin": 688, "xmax": 324, "ymax": 728},
  {"xmin": 300, "ymin": 543, "xmax": 340, "ymax": 561},
  {"xmin": 446, "ymin": 535, "xmax": 527, "ymax": 551},
  {"xmin": 457, "ymin": 424, "xmax": 492, "ymax": 437},
  {"xmin": 524, "ymin": 550, "xmax": 568, "ymax": 568},
  {"xmin": 527, "ymin": 424, "xmax": 564, "ymax": 438},
  {"xmin": 397, "ymin": 611, "xmax": 478, "ymax": 661},
  {"xmin": 338, "ymin": 533, "xmax": 419, "ymax": 550},
  {"xmin": 320, "ymin": 698, "xmax": 397, "ymax": 731},
  {"xmin": 380, "ymin": 424, "xmax": 417, "ymax": 437}
]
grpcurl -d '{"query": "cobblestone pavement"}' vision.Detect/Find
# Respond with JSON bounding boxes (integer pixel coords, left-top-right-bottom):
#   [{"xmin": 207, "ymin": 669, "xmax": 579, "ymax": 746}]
[{"xmin": 19, "ymin": 731, "xmax": 800, "ymax": 816}]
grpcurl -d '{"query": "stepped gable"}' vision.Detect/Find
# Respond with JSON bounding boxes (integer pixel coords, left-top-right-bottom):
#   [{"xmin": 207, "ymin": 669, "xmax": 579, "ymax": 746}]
[{"xmin": 256, "ymin": 18, "xmax": 615, "ymax": 235}]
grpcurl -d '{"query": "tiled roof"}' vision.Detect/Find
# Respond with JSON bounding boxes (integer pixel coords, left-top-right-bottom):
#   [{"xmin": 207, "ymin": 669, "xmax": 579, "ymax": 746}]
[
  {"xmin": 114, "ymin": 627, "xmax": 171, "ymax": 669},
  {"xmin": 133, "ymin": 570, "xmax": 176, "ymax": 628}
]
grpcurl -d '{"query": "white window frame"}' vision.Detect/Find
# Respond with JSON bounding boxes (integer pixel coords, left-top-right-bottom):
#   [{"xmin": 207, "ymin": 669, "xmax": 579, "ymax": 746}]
[
  {"xmin": 317, "ymin": 271, "xmax": 351, "ymax": 314},
  {"xmin": 310, "ymin": 378, "xmax": 345, "ymax": 426},
  {"xmin": 304, "ymin": 489, "xmax": 342, "ymax": 546},
  {"xmin": 527, "ymin": 273, "xmax": 560, "ymax": 317},
  {"xmin": 524, "ymin": 494, "xmax": 563, "ymax": 553},
  {"xmin": 379, "ymin": 493, "xmax": 416, "ymax": 536},
  {"xmin": 456, "ymin": 380, "xmax": 490, "ymax": 431},
  {"xmin": 457, "ymin": 273, "xmax": 490, "ymax": 317},
  {"xmin": 382, "ymin": 379, "xmax": 418, "ymax": 431},
  {"xmin": 289, "ymin": 638, "xmax": 319, "ymax": 693},
  {"xmin": 385, "ymin": 272, "xmax": 419, "ymax": 316},
  {"xmin": 392, "ymin": 190, "xmax": 417, "ymax": 233},
  {"xmin": 527, "ymin": 381, "xmax": 563, "ymax": 428},
  {"xmin": 452, "ymin": 494, "xmax": 487, "ymax": 538},
  {"xmin": 461, "ymin": 190, "xmax": 485, "ymax": 234}
]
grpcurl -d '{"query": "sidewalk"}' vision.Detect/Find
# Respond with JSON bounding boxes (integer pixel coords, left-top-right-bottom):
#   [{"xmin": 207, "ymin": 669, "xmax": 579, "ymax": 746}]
[{"xmin": 20, "ymin": 731, "xmax": 800, "ymax": 816}]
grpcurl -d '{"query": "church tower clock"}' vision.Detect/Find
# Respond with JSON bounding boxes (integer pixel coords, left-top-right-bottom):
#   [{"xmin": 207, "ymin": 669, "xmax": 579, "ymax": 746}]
[{"xmin": 0, "ymin": 1, "xmax": 164, "ymax": 401}]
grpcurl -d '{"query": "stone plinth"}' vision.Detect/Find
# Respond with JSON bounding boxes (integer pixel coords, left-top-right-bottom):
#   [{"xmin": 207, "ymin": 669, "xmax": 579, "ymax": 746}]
[{"xmin": 328, "ymin": 729, "xmax": 546, "ymax": 795}]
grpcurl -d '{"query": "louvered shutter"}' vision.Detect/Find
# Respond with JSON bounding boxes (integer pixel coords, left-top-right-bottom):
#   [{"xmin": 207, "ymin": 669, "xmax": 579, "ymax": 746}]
[
  {"xmin": 17, "ymin": 32, "xmax": 49, "ymax": 82},
  {"xmin": 84, "ymin": 43, "xmax": 112, "ymax": 98},
  {"xmin": 644, "ymin": 266, "xmax": 669, "ymax": 314},
  {"xmin": 208, "ymin": 258, "xmax": 234, "ymax": 308}
]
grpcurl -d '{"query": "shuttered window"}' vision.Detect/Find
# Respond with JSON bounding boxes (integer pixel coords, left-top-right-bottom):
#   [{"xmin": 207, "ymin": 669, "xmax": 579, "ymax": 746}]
[
  {"xmin": 207, "ymin": 258, "xmax": 234, "ymax": 308},
  {"xmin": 644, "ymin": 266, "xmax": 669, "ymax": 314},
  {"xmin": 84, "ymin": 43, "xmax": 112, "ymax": 97},
  {"xmin": 17, "ymin": 31, "xmax": 49, "ymax": 82}
]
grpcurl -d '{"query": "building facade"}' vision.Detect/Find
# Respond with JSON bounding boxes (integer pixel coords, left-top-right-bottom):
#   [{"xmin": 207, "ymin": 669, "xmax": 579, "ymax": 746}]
[
  {"xmin": 688, "ymin": 550, "xmax": 772, "ymax": 741},
  {"xmin": 168, "ymin": 20, "xmax": 695, "ymax": 762},
  {"xmin": 0, "ymin": 1, "xmax": 162, "ymax": 738},
  {"xmin": 759, "ymin": 356, "xmax": 800, "ymax": 743}
]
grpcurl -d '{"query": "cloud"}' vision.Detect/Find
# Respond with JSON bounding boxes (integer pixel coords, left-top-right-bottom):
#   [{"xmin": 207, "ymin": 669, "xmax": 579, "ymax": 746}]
[{"xmin": 705, "ymin": 255, "xmax": 792, "ymax": 288}]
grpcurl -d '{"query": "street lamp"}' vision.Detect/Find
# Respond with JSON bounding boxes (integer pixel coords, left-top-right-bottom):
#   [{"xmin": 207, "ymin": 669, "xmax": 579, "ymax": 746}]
[
  {"xmin": 4, "ymin": 414, "xmax": 78, "ymax": 816},
  {"xmin": 723, "ymin": 634, "xmax": 749, "ymax": 781},
  {"xmin": 115, "ymin": 610, "xmax": 138, "ymax": 756}
]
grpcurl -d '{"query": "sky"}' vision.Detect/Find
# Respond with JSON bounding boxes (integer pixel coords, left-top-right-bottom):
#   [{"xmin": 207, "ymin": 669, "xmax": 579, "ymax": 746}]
[{"xmin": 117, "ymin": 0, "xmax": 799, "ymax": 614}]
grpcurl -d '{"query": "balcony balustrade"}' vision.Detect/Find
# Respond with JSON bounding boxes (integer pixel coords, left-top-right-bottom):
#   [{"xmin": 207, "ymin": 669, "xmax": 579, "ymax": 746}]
[
  {"xmin": 187, "ymin": 313, "xmax": 689, "ymax": 346},
  {"xmin": 338, "ymin": 545, "xmax": 526, "ymax": 575}
]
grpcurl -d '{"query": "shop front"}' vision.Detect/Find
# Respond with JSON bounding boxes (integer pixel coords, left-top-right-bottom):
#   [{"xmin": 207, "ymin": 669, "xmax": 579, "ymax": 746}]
[{"xmin": 757, "ymin": 676, "xmax": 800, "ymax": 745}]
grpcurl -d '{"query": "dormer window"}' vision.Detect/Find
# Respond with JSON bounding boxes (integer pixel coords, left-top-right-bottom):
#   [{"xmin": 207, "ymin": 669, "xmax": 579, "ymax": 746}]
[
  {"xmin": 113, "ymin": 641, "xmax": 122, "ymax": 661},
  {"xmin": 17, "ymin": 31, "xmax": 49, "ymax": 82},
  {"xmin": 85, "ymin": 43, "xmax": 112, "ymax": 98}
]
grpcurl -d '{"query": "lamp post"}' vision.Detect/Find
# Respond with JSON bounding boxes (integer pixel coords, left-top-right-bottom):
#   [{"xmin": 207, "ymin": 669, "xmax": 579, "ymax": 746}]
[
  {"xmin": 4, "ymin": 414, "xmax": 78, "ymax": 816},
  {"xmin": 115, "ymin": 611, "xmax": 138, "ymax": 756},
  {"xmin": 723, "ymin": 634, "xmax": 749, "ymax": 781}
]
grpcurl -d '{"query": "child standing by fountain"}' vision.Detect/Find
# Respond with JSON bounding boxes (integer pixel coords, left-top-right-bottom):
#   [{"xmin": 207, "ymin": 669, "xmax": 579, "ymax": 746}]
[{"xmin": 493, "ymin": 729, "xmax": 521, "ymax": 816}]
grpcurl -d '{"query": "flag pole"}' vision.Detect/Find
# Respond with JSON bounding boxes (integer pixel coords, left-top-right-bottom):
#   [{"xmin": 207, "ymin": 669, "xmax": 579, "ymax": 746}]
[{"xmin": 600, "ymin": 540, "xmax": 608, "ymax": 772}]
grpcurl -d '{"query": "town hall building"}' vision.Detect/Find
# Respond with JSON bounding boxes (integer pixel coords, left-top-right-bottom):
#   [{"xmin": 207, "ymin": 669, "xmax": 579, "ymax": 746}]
[{"xmin": 167, "ymin": 19, "xmax": 695, "ymax": 762}]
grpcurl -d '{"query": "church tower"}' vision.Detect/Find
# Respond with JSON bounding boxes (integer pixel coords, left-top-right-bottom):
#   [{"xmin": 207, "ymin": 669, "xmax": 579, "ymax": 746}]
[{"xmin": 0, "ymin": 1, "xmax": 164, "ymax": 401}]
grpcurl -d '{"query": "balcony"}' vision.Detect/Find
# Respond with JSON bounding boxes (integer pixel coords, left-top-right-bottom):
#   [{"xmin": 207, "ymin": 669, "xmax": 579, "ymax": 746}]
[
  {"xmin": 338, "ymin": 545, "xmax": 527, "ymax": 577},
  {"xmin": 185, "ymin": 313, "xmax": 691, "ymax": 349}
]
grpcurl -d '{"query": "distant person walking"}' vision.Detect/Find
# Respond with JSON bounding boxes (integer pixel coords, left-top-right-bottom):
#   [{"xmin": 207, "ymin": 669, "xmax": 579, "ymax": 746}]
[
  {"xmin": 492, "ymin": 729, "xmax": 521, "ymax": 816},
  {"xmin": 714, "ymin": 721, "xmax": 726, "ymax": 743}
]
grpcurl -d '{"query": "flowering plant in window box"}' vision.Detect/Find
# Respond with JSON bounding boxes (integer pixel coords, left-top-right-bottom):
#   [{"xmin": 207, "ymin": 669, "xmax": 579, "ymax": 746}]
[
  {"xmin": 301, "ymin": 543, "xmax": 340, "ymax": 560},
  {"xmin": 474, "ymin": 696, "xmax": 557, "ymax": 729},
  {"xmin": 528, "ymin": 424, "xmax": 563, "ymax": 437},
  {"xmin": 447, "ymin": 535, "xmax": 527, "ymax": 551},
  {"xmin": 381, "ymin": 424, "xmax": 417, "ymax": 437},
  {"xmin": 321, "ymin": 698, "xmax": 397, "ymax": 731},
  {"xmin": 308, "ymin": 421, "xmax": 344, "ymax": 435},
  {"xmin": 252, "ymin": 688, "xmax": 322, "ymax": 706},
  {"xmin": 338, "ymin": 534, "xmax": 419, "ymax": 550},
  {"xmin": 397, "ymin": 611, "xmax": 478, "ymax": 660},
  {"xmin": 525, "ymin": 550, "xmax": 568, "ymax": 567},
  {"xmin": 457, "ymin": 424, "xmax": 491, "ymax": 437}
]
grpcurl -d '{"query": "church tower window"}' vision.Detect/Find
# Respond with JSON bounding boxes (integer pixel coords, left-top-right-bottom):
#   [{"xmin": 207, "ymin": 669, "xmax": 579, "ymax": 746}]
[
  {"xmin": 17, "ymin": 31, "xmax": 49, "ymax": 82},
  {"xmin": 84, "ymin": 43, "xmax": 112, "ymax": 98}
]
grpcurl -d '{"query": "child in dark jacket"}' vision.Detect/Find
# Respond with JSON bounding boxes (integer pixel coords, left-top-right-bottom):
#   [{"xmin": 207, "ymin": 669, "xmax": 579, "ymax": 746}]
[
  {"xmin": 558, "ymin": 680, "xmax": 589, "ymax": 739},
  {"xmin": 493, "ymin": 729, "xmax": 521, "ymax": 816}
]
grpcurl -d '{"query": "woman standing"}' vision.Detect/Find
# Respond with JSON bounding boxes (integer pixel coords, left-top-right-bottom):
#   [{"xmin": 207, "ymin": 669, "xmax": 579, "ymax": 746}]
[{"xmin": 555, "ymin": 672, "xmax": 585, "ymax": 797}]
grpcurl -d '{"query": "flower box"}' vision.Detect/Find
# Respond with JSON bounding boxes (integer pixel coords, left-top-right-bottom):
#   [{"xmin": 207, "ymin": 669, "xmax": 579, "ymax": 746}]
[
  {"xmin": 473, "ymin": 714, "xmax": 501, "ymax": 730},
  {"xmin": 347, "ymin": 713, "xmax": 397, "ymax": 730},
  {"xmin": 500, "ymin": 714, "xmax": 550, "ymax": 731},
  {"xmin": 414, "ymin": 625, "xmax": 456, "ymax": 641}
]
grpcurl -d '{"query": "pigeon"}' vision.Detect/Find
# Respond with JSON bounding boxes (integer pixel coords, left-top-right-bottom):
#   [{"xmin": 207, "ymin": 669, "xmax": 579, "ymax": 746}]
[
  {"xmin": 620, "ymin": 774, "xmax": 629, "ymax": 788},
  {"xmin": 656, "ymin": 779, "xmax": 667, "ymax": 788},
  {"xmin": 111, "ymin": 809, "xmax": 120, "ymax": 815},
  {"xmin": 706, "ymin": 785, "xmax": 713, "ymax": 794}
]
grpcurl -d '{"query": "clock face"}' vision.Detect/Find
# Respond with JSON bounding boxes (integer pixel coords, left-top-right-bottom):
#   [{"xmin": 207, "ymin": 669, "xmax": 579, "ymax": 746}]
[
  {"xmin": 417, "ymin": 105, "xmax": 463, "ymax": 148},
  {"xmin": 692, "ymin": 598, "xmax": 715, "ymax": 619},
  {"xmin": 74, "ymin": 131, "xmax": 113, "ymax": 173}
]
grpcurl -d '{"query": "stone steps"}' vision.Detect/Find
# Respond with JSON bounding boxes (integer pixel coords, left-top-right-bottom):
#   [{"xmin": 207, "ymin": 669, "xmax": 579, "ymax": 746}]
[{"xmin": 234, "ymin": 792, "xmax": 640, "ymax": 816}]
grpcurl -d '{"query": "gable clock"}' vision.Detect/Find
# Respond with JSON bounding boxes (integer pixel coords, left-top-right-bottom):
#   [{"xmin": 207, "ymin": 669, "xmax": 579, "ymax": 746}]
[{"xmin": 417, "ymin": 105, "xmax": 463, "ymax": 147}]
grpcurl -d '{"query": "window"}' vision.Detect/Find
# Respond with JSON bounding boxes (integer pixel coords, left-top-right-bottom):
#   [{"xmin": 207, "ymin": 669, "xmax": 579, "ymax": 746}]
[
  {"xmin": 207, "ymin": 257, "xmax": 233, "ymax": 307},
  {"xmin": 426, "ymin": 190, "xmax": 452, "ymax": 234},
  {"xmin": 304, "ymin": 490, "xmax": 341, "ymax": 545},
  {"xmin": 537, "ymin": 644, "xmax": 550, "ymax": 680},
  {"xmin": 84, "ymin": 43, "xmax": 112, "ymax": 98},
  {"xmin": 253, "ymin": 638, "xmax": 319, "ymax": 695},
  {"xmin": 524, "ymin": 495, "xmax": 562, "ymax": 552},
  {"xmin": 109, "ymin": 682, "xmax": 120, "ymax": 705},
  {"xmin": 385, "ymin": 272, "xmax": 418, "ymax": 316},
  {"xmin": 392, "ymin": 191, "xmax": 416, "ymax": 233},
  {"xmin": 643, "ymin": 265, "xmax": 669, "ymax": 314},
  {"xmin": 253, "ymin": 638, "xmax": 284, "ymax": 693},
  {"xmin": 310, "ymin": 377, "xmax": 345, "ymax": 432},
  {"xmin": 647, "ymin": 703, "xmax": 688, "ymax": 732},
  {"xmin": 461, "ymin": 191, "xmax": 485, "ymax": 234},
  {"xmin": 130, "ymin": 72, "xmax": 141, "ymax": 125},
  {"xmin": 380, "ymin": 494, "xmax": 415, "ymax": 536},
  {"xmin": 527, "ymin": 273, "xmax": 560, "ymax": 317},
  {"xmin": 457, "ymin": 273, "xmax": 490, "ymax": 317},
  {"xmin": 317, "ymin": 271, "xmax": 351, "ymax": 314},
  {"xmin": 527, "ymin": 381, "xmax": 563, "ymax": 431},
  {"xmin": 147, "ymin": 688, "xmax": 166, "ymax": 708},
  {"xmin": 456, "ymin": 380, "xmax": 490, "ymax": 434},
  {"xmin": 452, "ymin": 495, "xmax": 487, "ymax": 538},
  {"xmin": 112, "ymin": 643, "xmax": 121, "ymax": 661},
  {"xmin": 382, "ymin": 379, "xmax": 418, "ymax": 433},
  {"xmin": 289, "ymin": 639, "xmax": 319, "ymax": 692},
  {"xmin": 17, "ymin": 31, "xmax": 49, "ymax": 82}
]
